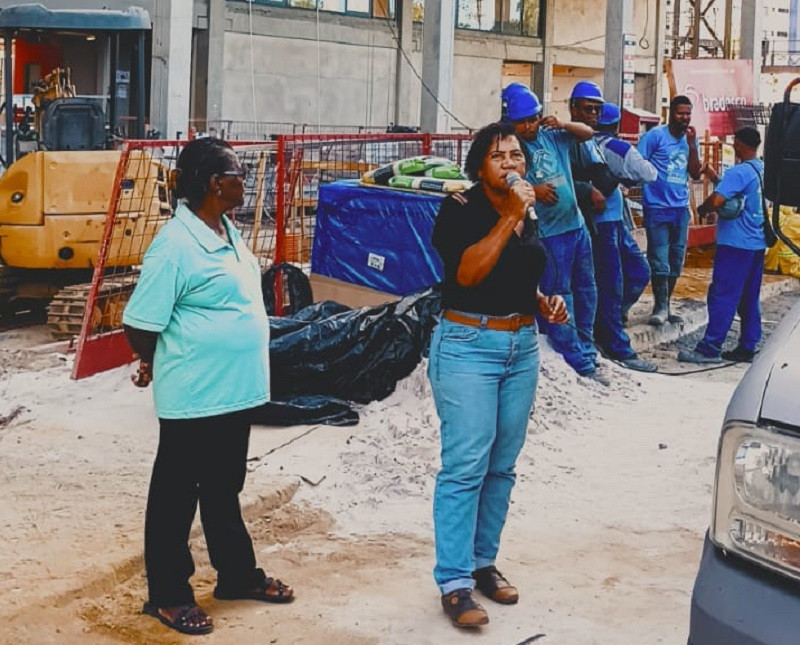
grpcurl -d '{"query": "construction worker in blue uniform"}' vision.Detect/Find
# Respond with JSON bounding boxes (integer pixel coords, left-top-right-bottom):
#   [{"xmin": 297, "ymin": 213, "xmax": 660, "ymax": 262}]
[
  {"xmin": 590, "ymin": 102, "xmax": 658, "ymax": 372},
  {"xmin": 637, "ymin": 95, "xmax": 702, "ymax": 326},
  {"xmin": 678, "ymin": 127, "xmax": 767, "ymax": 364},
  {"xmin": 502, "ymin": 83, "xmax": 610, "ymax": 385},
  {"xmin": 568, "ymin": 81, "xmax": 619, "ymax": 239}
]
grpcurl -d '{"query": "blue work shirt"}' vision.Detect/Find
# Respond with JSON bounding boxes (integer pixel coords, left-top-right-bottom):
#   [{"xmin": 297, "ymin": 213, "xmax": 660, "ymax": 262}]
[
  {"xmin": 638, "ymin": 124, "xmax": 699, "ymax": 210},
  {"xmin": 524, "ymin": 129, "xmax": 583, "ymax": 238},
  {"xmin": 123, "ymin": 203, "xmax": 270, "ymax": 419},
  {"xmin": 595, "ymin": 132, "xmax": 657, "ymax": 224},
  {"xmin": 715, "ymin": 159, "xmax": 766, "ymax": 251}
]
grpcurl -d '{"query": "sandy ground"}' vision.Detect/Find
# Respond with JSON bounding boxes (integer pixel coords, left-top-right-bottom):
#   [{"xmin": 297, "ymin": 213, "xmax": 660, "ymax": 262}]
[{"xmin": 0, "ymin": 281, "xmax": 798, "ymax": 645}]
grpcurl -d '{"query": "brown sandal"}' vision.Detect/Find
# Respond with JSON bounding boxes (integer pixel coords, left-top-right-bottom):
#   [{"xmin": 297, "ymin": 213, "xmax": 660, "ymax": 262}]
[
  {"xmin": 142, "ymin": 602, "xmax": 214, "ymax": 635},
  {"xmin": 214, "ymin": 568, "xmax": 295, "ymax": 603}
]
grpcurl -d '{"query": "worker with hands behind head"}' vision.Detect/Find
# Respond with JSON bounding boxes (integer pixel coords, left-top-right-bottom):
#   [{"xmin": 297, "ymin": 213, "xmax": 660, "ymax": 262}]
[{"xmin": 502, "ymin": 83, "xmax": 608, "ymax": 385}]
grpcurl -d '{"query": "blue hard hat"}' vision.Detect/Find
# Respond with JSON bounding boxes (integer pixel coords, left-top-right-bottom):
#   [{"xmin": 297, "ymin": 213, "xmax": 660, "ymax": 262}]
[
  {"xmin": 597, "ymin": 102, "xmax": 621, "ymax": 125},
  {"xmin": 502, "ymin": 82, "xmax": 530, "ymax": 102},
  {"xmin": 570, "ymin": 80, "xmax": 604, "ymax": 102},
  {"xmin": 504, "ymin": 86, "xmax": 543, "ymax": 121}
]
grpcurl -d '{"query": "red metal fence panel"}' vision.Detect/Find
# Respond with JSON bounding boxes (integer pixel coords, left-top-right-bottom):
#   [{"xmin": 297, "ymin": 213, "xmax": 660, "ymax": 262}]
[{"xmin": 71, "ymin": 132, "xmax": 472, "ymax": 378}]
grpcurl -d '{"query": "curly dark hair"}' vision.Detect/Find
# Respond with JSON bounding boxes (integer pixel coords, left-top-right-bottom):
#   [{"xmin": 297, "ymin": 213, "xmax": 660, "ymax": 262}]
[
  {"xmin": 670, "ymin": 95, "xmax": 693, "ymax": 112},
  {"xmin": 464, "ymin": 122, "xmax": 531, "ymax": 182},
  {"xmin": 174, "ymin": 137, "xmax": 237, "ymax": 210}
]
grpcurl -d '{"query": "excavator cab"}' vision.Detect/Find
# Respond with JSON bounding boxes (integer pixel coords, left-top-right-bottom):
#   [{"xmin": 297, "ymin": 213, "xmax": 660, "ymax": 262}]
[
  {"xmin": 0, "ymin": 5, "xmax": 164, "ymax": 333},
  {"xmin": 0, "ymin": 3, "xmax": 149, "ymax": 165}
]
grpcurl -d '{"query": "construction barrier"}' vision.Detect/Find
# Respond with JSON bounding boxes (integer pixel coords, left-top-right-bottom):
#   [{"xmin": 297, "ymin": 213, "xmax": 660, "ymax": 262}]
[
  {"xmin": 72, "ymin": 132, "xmax": 471, "ymax": 380},
  {"xmin": 71, "ymin": 139, "xmax": 278, "ymax": 380}
]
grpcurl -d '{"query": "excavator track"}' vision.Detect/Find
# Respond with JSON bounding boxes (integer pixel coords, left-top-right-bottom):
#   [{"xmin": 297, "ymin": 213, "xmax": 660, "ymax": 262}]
[
  {"xmin": 46, "ymin": 275, "xmax": 138, "ymax": 340},
  {"xmin": 0, "ymin": 264, "xmax": 19, "ymax": 298}
]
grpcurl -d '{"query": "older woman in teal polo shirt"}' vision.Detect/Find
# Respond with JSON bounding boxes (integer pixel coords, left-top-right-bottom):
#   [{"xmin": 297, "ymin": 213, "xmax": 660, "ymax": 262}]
[{"xmin": 123, "ymin": 137, "xmax": 293, "ymax": 637}]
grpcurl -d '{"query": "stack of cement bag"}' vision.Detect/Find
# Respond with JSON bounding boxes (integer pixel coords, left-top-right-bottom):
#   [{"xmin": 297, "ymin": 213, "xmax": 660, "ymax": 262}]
[{"xmin": 361, "ymin": 156, "xmax": 471, "ymax": 193}]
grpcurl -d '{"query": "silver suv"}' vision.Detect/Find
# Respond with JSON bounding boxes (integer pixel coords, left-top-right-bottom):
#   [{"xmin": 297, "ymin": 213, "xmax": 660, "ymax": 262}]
[{"xmin": 689, "ymin": 297, "xmax": 800, "ymax": 643}]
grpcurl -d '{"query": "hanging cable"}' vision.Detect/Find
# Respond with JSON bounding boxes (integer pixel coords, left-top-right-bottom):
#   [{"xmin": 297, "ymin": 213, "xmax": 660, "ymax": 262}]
[
  {"xmin": 380, "ymin": 11, "xmax": 472, "ymax": 130},
  {"xmin": 639, "ymin": 0, "xmax": 651, "ymax": 50}
]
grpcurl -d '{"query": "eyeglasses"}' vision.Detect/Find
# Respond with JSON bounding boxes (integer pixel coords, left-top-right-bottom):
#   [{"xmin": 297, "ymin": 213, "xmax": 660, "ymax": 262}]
[
  {"xmin": 580, "ymin": 104, "xmax": 602, "ymax": 115},
  {"xmin": 218, "ymin": 169, "xmax": 247, "ymax": 179}
]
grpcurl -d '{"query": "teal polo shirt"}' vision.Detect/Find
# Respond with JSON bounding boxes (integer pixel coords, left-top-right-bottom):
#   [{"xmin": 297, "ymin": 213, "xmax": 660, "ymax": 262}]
[{"xmin": 123, "ymin": 203, "xmax": 270, "ymax": 419}]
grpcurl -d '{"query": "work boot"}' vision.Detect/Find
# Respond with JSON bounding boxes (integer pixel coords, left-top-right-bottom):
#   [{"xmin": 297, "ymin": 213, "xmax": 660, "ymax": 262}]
[
  {"xmin": 677, "ymin": 349, "xmax": 722, "ymax": 364},
  {"xmin": 667, "ymin": 276, "xmax": 684, "ymax": 324},
  {"xmin": 721, "ymin": 345, "xmax": 756, "ymax": 363},
  {"xmin": 473, "ymin": 566, "xmax": 519, "ymax": 605},
  {"xmin": 620, "ymin": 356, "xmax": 658, "ymax": 373},
  {"xmin": 648, "ymin": 276, "xmax": 669, "ymax": 326},
  {"xmin": 579, "ymin": 365, "xmax": 611, "ymax": 386}
]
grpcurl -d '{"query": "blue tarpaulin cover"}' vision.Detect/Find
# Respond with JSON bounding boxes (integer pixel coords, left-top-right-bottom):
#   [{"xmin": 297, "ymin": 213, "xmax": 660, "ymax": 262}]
[{"xmin": 311, "ymin": 180, "xmax": 444, "ymax": 295}]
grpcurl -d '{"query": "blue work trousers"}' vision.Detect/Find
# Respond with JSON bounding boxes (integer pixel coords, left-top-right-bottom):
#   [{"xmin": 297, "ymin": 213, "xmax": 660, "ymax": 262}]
[
  {"xmin": 538, "ymin": 226, "xmax": 598, "ymax": 374},
  {"xmin": 644, "ymin": 207, "xmax": 691, "ymax": 277},
  {"xmin": 695, "ymin": 245, "xmax": 765, "ymax": 357},
  {"xmin": 620, "ymin": 222, "xmax": 651, "ymax": 314},
  {"xmin": 428, "ymin": 318, "xmax": 539, "ymax": 594},
  {"xmin": 593, "ymin": 221, "xmax": 640, "ymax": 359}
]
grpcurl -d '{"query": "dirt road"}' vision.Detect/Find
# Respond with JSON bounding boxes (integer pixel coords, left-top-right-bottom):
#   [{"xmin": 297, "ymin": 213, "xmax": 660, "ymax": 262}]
[{"xmin": 1, "ymin": 286, "xmax": 798, "ymax": 644}]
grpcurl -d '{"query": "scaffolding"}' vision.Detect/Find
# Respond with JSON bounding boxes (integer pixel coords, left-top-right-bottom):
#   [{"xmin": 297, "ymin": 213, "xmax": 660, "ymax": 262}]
[{"xmin": 665, "ymin": 0, "xmax": 739, "ymax": 60}]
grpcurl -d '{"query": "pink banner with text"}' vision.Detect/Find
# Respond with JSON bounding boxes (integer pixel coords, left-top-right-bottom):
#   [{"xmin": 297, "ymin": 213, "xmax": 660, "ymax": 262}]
[{"xmin": 668, "ymin": 59, "xmax": 754, "ymax": 137}]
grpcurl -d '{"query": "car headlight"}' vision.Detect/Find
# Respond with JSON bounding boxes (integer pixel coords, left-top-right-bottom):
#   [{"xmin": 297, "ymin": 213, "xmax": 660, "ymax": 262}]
[{"xmin": 713, "ymin": 422, "xmax": 800, "ymax": 579}]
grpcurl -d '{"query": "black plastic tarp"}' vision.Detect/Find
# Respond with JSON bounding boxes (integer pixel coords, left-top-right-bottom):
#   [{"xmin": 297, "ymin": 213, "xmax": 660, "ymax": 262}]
[
  {"xmin": 268, "ymin": 289, "xmax": 441, "ymax": 413},
  {"xmin": 251, "ymin": 395, "xmax": 359, "ymax": 427}
]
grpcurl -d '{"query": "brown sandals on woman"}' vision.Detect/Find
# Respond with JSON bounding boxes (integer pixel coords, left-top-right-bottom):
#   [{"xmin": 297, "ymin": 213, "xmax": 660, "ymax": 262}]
[
  {"xmin": 142, "ymin": 602, "xmax": 214, "ymax": 635},
  {"xmin": 213, "ymin": 568, "xmax": 295, "ymax": 604}
]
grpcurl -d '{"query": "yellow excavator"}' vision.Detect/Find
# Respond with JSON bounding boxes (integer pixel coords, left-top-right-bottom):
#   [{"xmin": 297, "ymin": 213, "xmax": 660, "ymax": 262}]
[{"xmin": 0, "ymin": 4, "xmax": 168, "ymax": 338}]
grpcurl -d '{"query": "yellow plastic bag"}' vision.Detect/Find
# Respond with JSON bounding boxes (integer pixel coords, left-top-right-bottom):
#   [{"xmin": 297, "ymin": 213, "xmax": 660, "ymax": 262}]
[{"xmin": 765, "ymin": 206, "xmax": 800, "ymax": 277}]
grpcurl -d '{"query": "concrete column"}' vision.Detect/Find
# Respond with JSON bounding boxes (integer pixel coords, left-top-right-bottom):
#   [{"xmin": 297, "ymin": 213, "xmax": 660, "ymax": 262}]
[
  {"xmin": 536, "ymin": 0, "xmax": 556, "ymax": 113},
  {"xmin": 150, "ymin": 0, "xmax": 193, "ymax": 138},
  {"xmin": 604, "ymin": 0, "xmax": 633, "ymax": 107},
  {"xmin": 740, "ymin": 0, "xmax": 763, "ymax": 103},
  {"xmin": 654, "ymin": 0, "xmax": 667, "ymax": 113},
  {"xmin": 394, "ymin": 0, "xmax": 414, "ymax": 127},
  {"xmin": 419, "ymin": 0, "xmax": 455, "ymax": 133},
  {"xmin": 206, "ymin": 0, "xmax": 225, "ymax": 122}
]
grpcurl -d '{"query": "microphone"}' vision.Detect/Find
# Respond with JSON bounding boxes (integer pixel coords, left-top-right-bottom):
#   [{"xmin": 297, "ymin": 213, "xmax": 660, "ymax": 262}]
[{"xmin": 505, "ymin": 172, "xmax": 538, "ymax": 222}]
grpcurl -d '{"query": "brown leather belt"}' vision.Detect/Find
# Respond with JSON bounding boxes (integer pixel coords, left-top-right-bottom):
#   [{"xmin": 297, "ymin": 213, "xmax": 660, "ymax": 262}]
[{"xmin": 443, "ymin": 310, "xmax": 535, "ymax": 332}]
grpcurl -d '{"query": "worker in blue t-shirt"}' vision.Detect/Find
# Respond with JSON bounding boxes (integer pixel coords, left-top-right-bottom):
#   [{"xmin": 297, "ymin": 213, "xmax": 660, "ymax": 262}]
[
  {"xmin": 637, "ymin": 95, "xmax": 702, "ymax": 326},
  {"xmin": 501, "ymin": 83, "xmax": 608, "ymax": 384},
  {"xmin": 590, "ymin": 102, "xmax": 658, "ymax": 372},
  {"xmin": 678, "ymin": 127, "xmax": 767, "ymax": 364}
]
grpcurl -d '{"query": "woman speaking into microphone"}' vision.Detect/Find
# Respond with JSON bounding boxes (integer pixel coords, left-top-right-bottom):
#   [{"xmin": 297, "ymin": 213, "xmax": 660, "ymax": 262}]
[{"xmin": 428, "ymin": 121, "xmax": 569, "ymax": 629}]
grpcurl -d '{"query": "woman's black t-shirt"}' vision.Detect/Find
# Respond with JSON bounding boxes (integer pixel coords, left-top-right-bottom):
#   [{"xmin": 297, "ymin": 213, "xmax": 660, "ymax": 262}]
[{"xmin": 432, "ymin": 184, "xmax": 547, "ymax": 316}]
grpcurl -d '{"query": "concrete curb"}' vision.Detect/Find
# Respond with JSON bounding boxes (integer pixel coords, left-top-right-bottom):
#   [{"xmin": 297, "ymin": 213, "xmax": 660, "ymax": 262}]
[{"xmin": 629, "ymin": 276, "xmax": 800, "ymax": 354}]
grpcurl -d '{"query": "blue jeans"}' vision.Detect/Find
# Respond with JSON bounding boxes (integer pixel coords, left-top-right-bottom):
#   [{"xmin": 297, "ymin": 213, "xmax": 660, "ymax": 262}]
[
  {"xmin": 644, "ymin": 207, "xmax": 691, "ymax": 277},
  {"xmin": 538, "ymin": 226, "xmax": 597, "ymax": 374},
  {"xmin": 428, "ymin": 317, "xmax": 539, "ymax": 594},
  {"xmin": 695, "ymin": 245, "xmax": 764, "ymax": 357},
  {"xmin": 619, "ymin": 221, "xmax": 651, "ymax": 314},
  {"xmin": 593, "ymin": 221, "xmax": 637, "ymax": 360}
]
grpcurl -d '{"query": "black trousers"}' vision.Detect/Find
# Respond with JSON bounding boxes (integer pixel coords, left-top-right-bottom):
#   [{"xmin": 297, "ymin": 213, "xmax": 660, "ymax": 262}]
[{"xmin": 145, "ymin": 410, "xmax": 258, "ymax": 607}]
